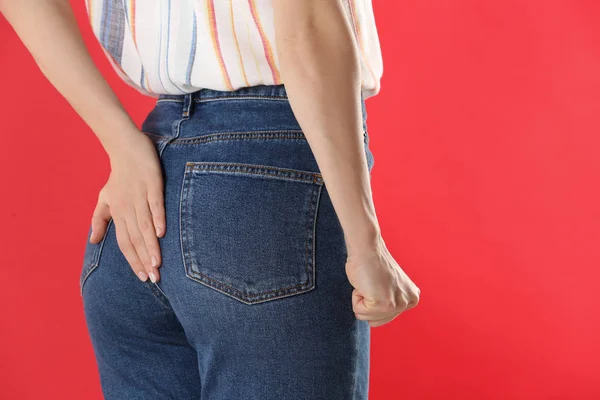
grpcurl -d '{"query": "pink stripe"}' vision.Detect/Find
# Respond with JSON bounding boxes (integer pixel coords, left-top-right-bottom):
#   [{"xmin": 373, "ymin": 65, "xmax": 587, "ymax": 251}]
[
  {"xmin": 248, "ymin": 0, "xmax": 281, "ymax": 84},
  {"xmin": 208, "ymin": 0, "xmax": 234, "ymax": 90}
]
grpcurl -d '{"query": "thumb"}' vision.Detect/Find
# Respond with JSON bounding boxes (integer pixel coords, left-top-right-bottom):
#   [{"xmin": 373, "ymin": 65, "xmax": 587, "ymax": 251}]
[
  {"xmin": 90, "ymin": 201, "xmax": 111, "ymax": 243},
  {"xmin": 352, "ymin": 288, "xmax": 374, "ymax": 315}
]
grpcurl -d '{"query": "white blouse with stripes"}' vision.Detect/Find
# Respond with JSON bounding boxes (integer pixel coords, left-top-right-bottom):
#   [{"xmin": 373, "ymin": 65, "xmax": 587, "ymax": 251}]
[{"xmin": 85, "ymin": 0, "xmax": 383, "ymax": 99}]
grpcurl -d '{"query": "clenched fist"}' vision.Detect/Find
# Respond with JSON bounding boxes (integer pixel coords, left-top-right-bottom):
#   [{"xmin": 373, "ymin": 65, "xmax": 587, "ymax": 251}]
[{"xmin": 346, "ymin": 236, "xmax": 420, "ymax": 327}]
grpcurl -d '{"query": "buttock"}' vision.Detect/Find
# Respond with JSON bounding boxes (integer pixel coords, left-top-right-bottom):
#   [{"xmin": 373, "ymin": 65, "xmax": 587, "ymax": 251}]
[
  {"xmin": 79, "ymin": 86, "xmax": 372, "ymax": 399},
  {"xmin": 152, "ymin": 132, "xmax": 370, "ymax": 399}
]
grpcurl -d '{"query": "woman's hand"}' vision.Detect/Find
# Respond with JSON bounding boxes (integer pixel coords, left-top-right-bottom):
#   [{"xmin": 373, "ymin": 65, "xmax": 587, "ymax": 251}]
[
  {"xmin": 89, "ymin": 129, "xmax": 166, "ymax": 284},
  {"xmin": 346, "ymin": 235, "xmax": 421, "ymax": 327},
  {"xmin": 0, "ymin": 2, "xmax": 168, "ymax": 282}
]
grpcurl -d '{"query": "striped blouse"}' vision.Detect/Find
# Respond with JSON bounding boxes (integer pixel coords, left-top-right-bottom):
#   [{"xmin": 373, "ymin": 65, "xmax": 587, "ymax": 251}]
[{"xmin": 85, "ymin": 0, "xmax": 383, "ymax": 99}]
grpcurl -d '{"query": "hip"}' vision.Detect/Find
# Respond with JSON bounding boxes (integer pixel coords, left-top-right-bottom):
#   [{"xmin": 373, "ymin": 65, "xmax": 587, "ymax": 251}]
[{"xmin": 141, "ymin": 84, "xmax": 374, "ymax": 174}]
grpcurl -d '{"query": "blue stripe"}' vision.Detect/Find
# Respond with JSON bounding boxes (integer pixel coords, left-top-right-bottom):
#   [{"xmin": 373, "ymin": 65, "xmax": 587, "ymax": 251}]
[
  {"xmin": 185, "ymin": 12, "xmax": 197, "ymax": 86},
  {"xmin": 121, "ymin": 0, "xmax": 128, "ymax": 21},
  {"xmin": 99, "ymin": 0, "xmax": 125, "ymax": 64},
  {"xmin": 99, "ymin": 0, "xmax": 110, "ymax": 47},
  {"xmin": 140, "ymin": 68, "xmax": 145, "ymax": 90},
  {"xmin": 120, "ymin": 0, "xmax": 148, "ymax": 92}
]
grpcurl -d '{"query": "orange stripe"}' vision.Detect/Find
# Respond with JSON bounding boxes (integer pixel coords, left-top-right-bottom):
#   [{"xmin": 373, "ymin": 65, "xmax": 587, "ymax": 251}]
[
  {"xmin": 247, "ymin": 0, "xmax": 281, "ymax": 84},
  {"xmin": 348, "ymin": 0, "xmax": 379, "ymax": 93},
  {"xmin": 145, "ymin": 74, "xmax": 151, "ymax": 92},
  {"xmin": 207, "ymin": 0, "xmax": 234, "ymax": 90},
  {"xmin": 230, "ymin": 0, "xmax": 250, "ymax": 86},
  {"xmin": 130, "ymin": 0, "xmax": 136, "ymax": 45}
]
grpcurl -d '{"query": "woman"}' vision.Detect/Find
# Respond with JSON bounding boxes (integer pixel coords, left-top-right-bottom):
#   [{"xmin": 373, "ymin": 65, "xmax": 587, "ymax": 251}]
[{"xmin": 1, "ymin": 0, "xmax": 420, "ymax": 398}]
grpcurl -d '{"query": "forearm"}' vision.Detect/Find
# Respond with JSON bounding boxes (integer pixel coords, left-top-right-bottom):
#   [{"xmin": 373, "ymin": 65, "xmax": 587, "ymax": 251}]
[
  {"xmin": 273, "ymin": 0, "xmax": 381, "ymax": 255},
  {"xmin": 1, "ymin": 0, "xmax": 139, "ymax": 160}
]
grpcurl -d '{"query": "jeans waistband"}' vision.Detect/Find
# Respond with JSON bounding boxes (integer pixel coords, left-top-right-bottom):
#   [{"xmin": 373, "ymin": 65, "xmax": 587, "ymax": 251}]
[
  {"xmin": 153, "ymin": 84, "xmax": 368, "ymax": 140},
  {"xmin": 157, "ymin": 84, "xmax": 290, "ymax": 103}
]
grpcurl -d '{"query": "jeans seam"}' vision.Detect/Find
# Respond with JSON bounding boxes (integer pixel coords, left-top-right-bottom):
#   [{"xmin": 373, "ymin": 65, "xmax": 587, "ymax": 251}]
[
  {"xmin": 185, "ymin": 161, "xmax": 324, "ymax": 185},
  {"xmin": 80, "ymin": 218, "xmax": 113, "ymax": 297},
  {"xmin": 168, "ymin": 130, "xmax": 306, "ymax": 145},
  {"xmin": 193, "ymin": 96, "xmax": 288, "ymax": 103},
  {"xmin": 156, "ymin": 95, "xmax": 288, "ymax": 104},
  {"xmin": 144, "ymin": 280, "xmax": 172, "ymax": 310},
  {"xmin": 143, "ymin": 103, "xmax": 191, "ymax": 307}
]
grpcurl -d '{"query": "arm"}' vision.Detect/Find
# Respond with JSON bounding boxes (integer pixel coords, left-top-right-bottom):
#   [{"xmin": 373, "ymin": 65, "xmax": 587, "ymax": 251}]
[
  {"xmin": 272, "ymin": 0, "xmax": 379, "ymax": 258},
  {"xmin": 1, "ymin": 0, "xmax": 136, "ymax": 160},
  {"xmin": 273, "ymin": 0, "xmax": 420, "ymax": 326},
  {"xmin": 1, "ymin": 0, "xmax": 165, "ymax": 283}
]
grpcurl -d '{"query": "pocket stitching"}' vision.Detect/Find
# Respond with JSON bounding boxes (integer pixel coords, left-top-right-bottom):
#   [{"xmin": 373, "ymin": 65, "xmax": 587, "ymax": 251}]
[
  {"xmin": 180, "ymin": 162, "xmax": 324, "ymax": 304},
  {"xmin": 185, "ymin": 161, "xmax": 324, "ymax": 185}
]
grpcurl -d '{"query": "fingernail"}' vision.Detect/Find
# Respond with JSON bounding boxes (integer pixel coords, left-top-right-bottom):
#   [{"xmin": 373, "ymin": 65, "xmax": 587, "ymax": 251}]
[
  {"xmin": 149, "ymin": 271, "xmax": 157, "ymax": 283},
  {"xmin": 151, "ymin": 256, "xmax": 157, "ymax": 267},
  {"xmin": 137, "ymin": 271, "xmax": 148, "ymax": 281},
  {"xmin": 156, "ymin": 227, "xmax": 162, "ymax": 236}
]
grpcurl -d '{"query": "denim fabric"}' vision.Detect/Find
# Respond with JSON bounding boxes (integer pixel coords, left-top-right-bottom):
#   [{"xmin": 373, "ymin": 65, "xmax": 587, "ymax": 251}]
[{"xmin": 79, "ymin": 84, "xmax": 375, "ymax": 399}]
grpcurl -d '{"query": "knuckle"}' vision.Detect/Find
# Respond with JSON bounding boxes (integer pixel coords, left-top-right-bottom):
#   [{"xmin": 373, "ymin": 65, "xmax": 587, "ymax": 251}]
[
  {"xmin": 410, "ymin": 295, "xmax": 420, "ymax": 308},
  {"xmin": 378, "ymin": 300, "xmax": 396, "ymax": 314},
  {"xmin": 130, "ymin": 236, "xmax": 144, "ymax": 248},
  {"xmin": 139, "ymin": 219, "xmax": 152, "ymax": 232},
  {"xmin": 149, "ymin": 198, "xmax": 164, "ymax": 210}
]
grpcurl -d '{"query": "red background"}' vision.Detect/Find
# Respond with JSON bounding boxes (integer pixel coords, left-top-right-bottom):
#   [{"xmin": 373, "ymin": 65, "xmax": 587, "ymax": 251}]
[{"xmin": 1, "ymin": 1, "xmax": 599, "ymax": 399}]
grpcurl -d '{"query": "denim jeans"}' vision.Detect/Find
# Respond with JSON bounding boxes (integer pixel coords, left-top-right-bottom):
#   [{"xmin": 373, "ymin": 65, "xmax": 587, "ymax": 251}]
[{"xmin": 79, "ymin": 84, "xmax": 375, "ymax": 399}]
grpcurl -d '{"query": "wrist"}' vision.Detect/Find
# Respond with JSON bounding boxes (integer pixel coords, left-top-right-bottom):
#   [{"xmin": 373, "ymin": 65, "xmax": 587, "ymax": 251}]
[
  {"xmin": 102, "ymin": 127, "xmax": 146, "ymax": 163},
  {"xmin": 345, "ymin": 223, "xmax": 382, "ymax": 260}
]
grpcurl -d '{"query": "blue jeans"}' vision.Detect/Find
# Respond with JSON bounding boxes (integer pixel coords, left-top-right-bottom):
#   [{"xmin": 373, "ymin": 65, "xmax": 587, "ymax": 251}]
[{"xmin": 79, "ymin": 84, "xmax": 375, "ymax": 399}]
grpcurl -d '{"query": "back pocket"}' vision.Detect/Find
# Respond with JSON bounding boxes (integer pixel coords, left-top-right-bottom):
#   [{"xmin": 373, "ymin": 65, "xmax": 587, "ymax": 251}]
[{"xmin": 180, "ymin": 162, "xmax": 324, "ymax": 305}]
